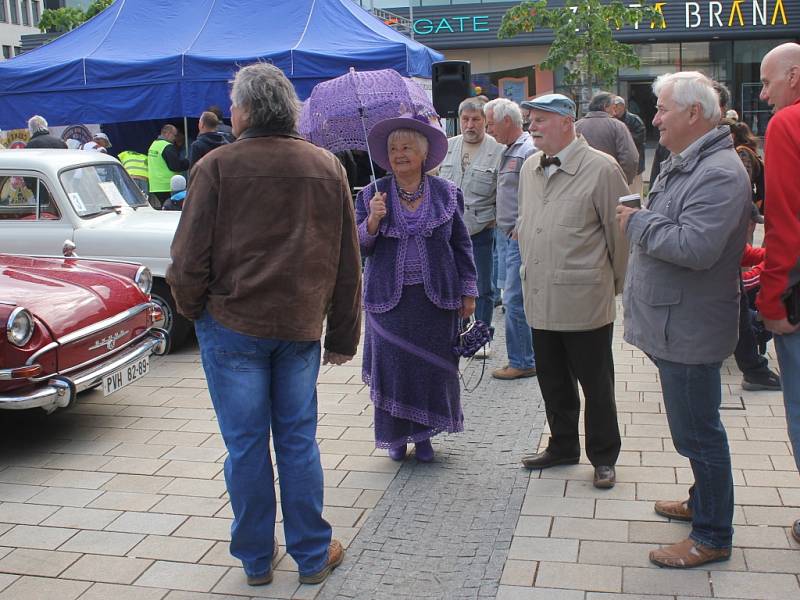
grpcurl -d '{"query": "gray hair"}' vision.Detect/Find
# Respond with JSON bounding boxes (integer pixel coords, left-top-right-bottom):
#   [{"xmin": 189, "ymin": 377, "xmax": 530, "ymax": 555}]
[
  {"xmin": 387, "ymin": 128, "xmax": 428, "ymax": 158},
  {"xmin": 613, "ymin": 96, "xmax": 626, "ymax": 106},
  {"xmin": 230, "ymin": 63, "xmax": 300, "ymax": 133},
  {"xmin": 27, "ymin": 115, "xmax": 48, "ymax": 134},
  {"xmin": 484, "ymin": 98, "xmax": 523, "ymax": 128},
  {"xmin": 458, "ymin": 98, "xmax": 486, "ymax": 118},
  {"xmin": 588, "ymin": 91, "xmax": 615, "ymax": 112},
  {"xmin": 653, "ymin": 72, "xmax": 721, "ymax": 122}
]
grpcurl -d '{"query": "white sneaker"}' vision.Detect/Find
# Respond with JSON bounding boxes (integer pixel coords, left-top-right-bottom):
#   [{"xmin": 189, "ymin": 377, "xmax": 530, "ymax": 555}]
[{"xmin": 474, "ymin": 342, "xmax": 492, "ymax": 359}]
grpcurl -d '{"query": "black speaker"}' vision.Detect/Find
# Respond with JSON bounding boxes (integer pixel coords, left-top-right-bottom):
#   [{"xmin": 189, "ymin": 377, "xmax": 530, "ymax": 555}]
[{"xmin": 432, "ymin": 61, "xmax": 471, "ymax": 118}]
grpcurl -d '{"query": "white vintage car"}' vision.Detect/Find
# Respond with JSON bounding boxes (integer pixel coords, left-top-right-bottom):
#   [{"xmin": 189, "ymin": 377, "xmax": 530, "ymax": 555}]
[{"xmin": 0, "ymin": 149, "xmax": 191, "ymax": 346}]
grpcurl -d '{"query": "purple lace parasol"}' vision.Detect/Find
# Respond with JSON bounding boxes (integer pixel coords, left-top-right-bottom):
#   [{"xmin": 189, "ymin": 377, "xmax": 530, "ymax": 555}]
[{"xmin": 298, "ymin": 68, "xmax": 438, "ymax": 158}]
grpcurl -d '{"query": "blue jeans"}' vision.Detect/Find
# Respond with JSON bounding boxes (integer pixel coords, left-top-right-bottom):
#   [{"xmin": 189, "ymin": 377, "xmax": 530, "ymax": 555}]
[
  {"xmin": 471, "ymin": 227, "xmax": 495, "ymax": 329},
  {"xmin": 504, "ymin": 239, "xmax": 534, "ymax": 369},
  {"xmin": 493, "ymin": 228, "xmax": 508, "ymax": 293},
  {"xmin": 653, "ymin": 357, "xmax": 733, "ymax": 549},
  {"xmin": 775, "ymin": 330, "xmax": 800, "ymax": 471},
  {"xmin": 194, "ymin": 312, "xmax": 331, "ymax": 578}
]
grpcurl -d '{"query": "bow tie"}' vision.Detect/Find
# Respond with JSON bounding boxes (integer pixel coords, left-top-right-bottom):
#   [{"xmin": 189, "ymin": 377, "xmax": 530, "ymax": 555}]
[{"xmin": 541, "ymin": 155, "xmax": 561, "ymax": 168}]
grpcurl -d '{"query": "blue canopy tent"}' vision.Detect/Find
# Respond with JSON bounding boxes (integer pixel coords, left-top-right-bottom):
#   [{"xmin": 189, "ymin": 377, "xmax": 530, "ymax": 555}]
[{"xmin": 0, "ymin": 0, "xmax": 443, "ymax": 130}]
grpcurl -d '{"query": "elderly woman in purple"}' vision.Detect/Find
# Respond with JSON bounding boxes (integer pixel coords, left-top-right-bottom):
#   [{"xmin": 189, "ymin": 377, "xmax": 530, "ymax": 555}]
[{"xmin": 356, "ymin": 115, "xmax": 478, "ymax": 462}]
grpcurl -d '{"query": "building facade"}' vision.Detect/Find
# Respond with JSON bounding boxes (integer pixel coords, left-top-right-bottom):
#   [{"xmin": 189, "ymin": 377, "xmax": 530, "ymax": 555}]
[
  {"xmin": 357, "ymin": 0, "xmax": 800, "ymax": 136},
  {"xmin": 0, "ymin": 0, "xmax": 43, "ymax": 59}
]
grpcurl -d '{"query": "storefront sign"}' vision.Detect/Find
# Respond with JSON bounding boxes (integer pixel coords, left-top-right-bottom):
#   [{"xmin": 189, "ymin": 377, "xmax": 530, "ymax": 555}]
[{"xmin": 388, "ymin": 0, "xmax": 800, "ymax": 48}]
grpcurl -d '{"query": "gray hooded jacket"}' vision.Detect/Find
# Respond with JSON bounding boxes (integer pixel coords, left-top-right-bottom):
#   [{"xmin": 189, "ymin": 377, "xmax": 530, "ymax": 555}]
[{"xmin": 622, "ymin": 126, "xmax": 751, "ymax": 364}]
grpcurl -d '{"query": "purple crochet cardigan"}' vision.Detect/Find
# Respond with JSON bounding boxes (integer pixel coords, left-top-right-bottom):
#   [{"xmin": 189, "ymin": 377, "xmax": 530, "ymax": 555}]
[{"xmin": 356, "ymin": 175, "xmax": 478, "ymax": 313}]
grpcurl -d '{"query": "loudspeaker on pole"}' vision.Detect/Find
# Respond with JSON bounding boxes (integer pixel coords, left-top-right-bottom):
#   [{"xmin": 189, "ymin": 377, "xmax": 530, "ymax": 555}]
[{"xmin": 431, "ymin": 61, "xmax": 471, "ymax": 119}]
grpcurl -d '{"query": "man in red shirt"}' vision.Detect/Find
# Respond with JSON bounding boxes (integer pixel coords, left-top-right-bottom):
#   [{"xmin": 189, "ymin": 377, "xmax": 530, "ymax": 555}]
[{"xmin": 758, "ymin": 42, "xmax": 800, "ymax": 543}]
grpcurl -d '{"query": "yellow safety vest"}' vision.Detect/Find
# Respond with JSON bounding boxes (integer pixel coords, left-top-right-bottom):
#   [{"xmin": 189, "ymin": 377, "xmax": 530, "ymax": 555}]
[
  {"xmin": 147, "ymin": 139, "xmax": 177, "ymax": 193},
  {"xmin": 118, "ymin": 151, "xmax": 148, "ymax": 179}
]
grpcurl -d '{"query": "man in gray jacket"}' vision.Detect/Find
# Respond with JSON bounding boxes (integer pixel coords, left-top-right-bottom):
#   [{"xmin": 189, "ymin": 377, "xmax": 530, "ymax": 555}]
[
  {"xmin": 617, "ymin": 72, "xmax": 751, "ymax": 569},
  {"xmin": 576, "ymin": 92, "xmax": 639, "ymax": 185},
  {"xmin": 439, "ymin": 99, "xmax": 503, "ymax": 353}
]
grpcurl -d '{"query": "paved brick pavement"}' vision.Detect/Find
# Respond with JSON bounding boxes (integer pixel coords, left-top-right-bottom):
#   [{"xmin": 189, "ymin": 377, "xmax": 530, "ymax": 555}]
[{"xmin": 0, "ymin": 292, "xmax": 798, "ymax": 599}]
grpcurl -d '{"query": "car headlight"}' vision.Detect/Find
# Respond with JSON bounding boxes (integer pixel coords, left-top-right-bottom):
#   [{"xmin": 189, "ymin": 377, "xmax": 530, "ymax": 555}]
[
  {"xmin": 7, "ymin": 307, "xmax": 34, "ymax": 347},
  {"xmin": 134, "ymin": 266, "xmax": 153, "ymax": 295}
]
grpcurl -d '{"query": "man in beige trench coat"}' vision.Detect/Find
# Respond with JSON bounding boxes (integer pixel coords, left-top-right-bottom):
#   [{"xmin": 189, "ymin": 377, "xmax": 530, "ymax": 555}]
[{"xmin": 517, "ymin": 94, "xmax": 629, "ymax": 489}]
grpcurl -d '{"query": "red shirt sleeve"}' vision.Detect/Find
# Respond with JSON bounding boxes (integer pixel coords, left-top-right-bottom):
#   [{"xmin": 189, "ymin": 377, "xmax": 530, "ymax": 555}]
[{"xmin": 756, "ymin": 105, "xmax": 800, "ymax": 320}]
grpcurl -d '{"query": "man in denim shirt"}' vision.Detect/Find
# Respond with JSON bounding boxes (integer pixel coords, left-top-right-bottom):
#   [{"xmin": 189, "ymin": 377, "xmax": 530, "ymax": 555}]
[
  {"xmin": 485, "ymin": 98, "xmax": 537, "ymax": 380},
  {"xmin": 439, "ymin": 98, "xmax": 503, "ymax": 355}
]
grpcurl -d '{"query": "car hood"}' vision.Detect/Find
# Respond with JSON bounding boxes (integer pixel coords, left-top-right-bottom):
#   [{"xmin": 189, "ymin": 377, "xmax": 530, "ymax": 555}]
[
  {"xmin": 0, "ymin": 255, "xmax": 146, "ymax": 338},
  {"xmin": 75, "ymin": 208, "xmax": 180, "ymax": 255}
]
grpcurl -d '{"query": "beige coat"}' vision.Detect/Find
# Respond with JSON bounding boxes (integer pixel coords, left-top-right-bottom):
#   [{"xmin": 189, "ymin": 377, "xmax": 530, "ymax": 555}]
[{"xmin": 517, "ymin": 137, "xmax": 629, "ymax": 331}]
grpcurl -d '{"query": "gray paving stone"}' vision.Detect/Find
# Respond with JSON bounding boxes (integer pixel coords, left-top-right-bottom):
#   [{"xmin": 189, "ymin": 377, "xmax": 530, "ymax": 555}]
[
  {"xmin": 496, "ymin": 586, "xmax": 584, "ymax": 600},
  {"xmin": 77, "ymin": 582, "xmax": 169, "ymax": 600},
  {"xmin": 0, "ymin": 575, "xmax": 90, "ymax": 600},
  {"xmin": 622, "ymin": 566, "xmax": 711, "ymax": 596},
  {"xmin": 710, "ymin": 570, "xmax": 800, "ymax": 599},
  {"xmin": 135, "ymin": 560, "xmax": 229, "ymax": 593}
]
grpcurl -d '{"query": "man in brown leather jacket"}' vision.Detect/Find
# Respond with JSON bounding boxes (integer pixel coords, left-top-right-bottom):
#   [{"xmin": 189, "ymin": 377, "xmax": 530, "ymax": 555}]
[{"xmin": 167, "ymin": 63, "xmax": 361, "ymax": 588}]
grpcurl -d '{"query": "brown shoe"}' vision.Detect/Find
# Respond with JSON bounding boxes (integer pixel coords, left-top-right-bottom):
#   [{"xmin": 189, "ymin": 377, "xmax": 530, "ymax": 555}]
[
  {"xmin": 593, "ymin": 465, "xmax": 616, "ymax": 489},
  {"xmin": 246, "ymin": 536, "xmax": 281, "ymax": 586},
  {"xmin": 654, "ymin": 499, "xmax": 693, "ymax": 522},
  {"xmin": 492, "ymin": 365, "xmax": 537, "ymax": 380},
  {"xmin": 649, "ymin": 538, "xmax": 731, "ymax": 568},
  {"xmin": 298, "ymin": 539, "xmax": 344, "ymax": 584}
]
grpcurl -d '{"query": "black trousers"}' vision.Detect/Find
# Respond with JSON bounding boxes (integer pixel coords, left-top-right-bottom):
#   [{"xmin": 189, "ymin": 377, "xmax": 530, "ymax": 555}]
[
  {"xmin": 532, "ymin": 323, "xmax": 621, "ymax": 466},
  {"xmin": 733, "ymin": 279, "xmax": 769, "ymax": 376}
]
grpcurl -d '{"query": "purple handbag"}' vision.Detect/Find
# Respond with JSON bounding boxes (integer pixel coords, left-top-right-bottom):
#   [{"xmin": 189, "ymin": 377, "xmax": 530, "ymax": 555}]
[{"xmin": 453, "ymin": 317, "xmax": 492, "ymax": 358}]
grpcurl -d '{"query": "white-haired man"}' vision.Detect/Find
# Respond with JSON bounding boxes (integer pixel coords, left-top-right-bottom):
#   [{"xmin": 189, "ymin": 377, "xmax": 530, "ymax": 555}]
[
  {"xmin": 758, "ymin": 42, "xmax": 800, "ymax": 543},
  {"xmin": 168, "ymin": 63, "xmax": 360, "ymax": 587},
  {"xmin": 24, "ymin": 115, "xmax": 67, "ymax": 149},
  {"xmin": 517, "ymin": 94, "xmax": 629, "ymax": 490},
  {"xmin": 617, "ymin": 72, "xmax": 751, "ymax": 568},
  {"xmin": 484, "ymin": 98, "xmax": 537, "ymax": 380}
]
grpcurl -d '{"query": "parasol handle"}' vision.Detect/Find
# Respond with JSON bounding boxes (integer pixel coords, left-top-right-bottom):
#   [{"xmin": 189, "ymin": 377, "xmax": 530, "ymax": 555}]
[{"xmin": 358, "ymin": 106, "xmax": 377, "ymax": 183}]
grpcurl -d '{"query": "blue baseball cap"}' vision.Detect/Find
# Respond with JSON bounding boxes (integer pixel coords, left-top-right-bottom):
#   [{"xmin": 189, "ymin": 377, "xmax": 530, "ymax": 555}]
[{"xmin": 520, "ymin": 94, "xmax": 576, "ymax": 119}]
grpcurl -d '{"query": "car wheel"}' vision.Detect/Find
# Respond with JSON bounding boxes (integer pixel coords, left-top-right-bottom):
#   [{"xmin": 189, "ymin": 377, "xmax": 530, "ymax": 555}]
[{"xmin": 151, "ymin": 280, "xmax": 191, "ymax": 349}]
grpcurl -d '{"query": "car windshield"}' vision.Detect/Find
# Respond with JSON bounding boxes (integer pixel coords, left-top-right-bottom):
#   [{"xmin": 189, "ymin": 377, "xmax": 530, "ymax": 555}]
[{"xmin": 59, "ymin": 163, "xmax": 149, "ymax": 217}]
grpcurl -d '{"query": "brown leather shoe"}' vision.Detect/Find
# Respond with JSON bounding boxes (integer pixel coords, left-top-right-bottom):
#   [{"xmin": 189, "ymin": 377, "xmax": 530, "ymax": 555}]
[
  {"xmin": 492, "ymin": 365, "xmax": 537, "ymax": 380},
  {"xmin": 654, "ymin": 499, "xmax": 693, "ymax": 522},
  {"xmin": 246, "ymin": 536, "xmax": 281, "ymax": 586},
  {"xmin": 298, "ymin": 539, "xmax": 345, "ymax": 584},
  {"xmin": 649, "ymin": 538, "xmax": 731, "ymax": 568},
  {"xmin": 593, "ymin": 465, "xmax": 616, "ymax": 489}
]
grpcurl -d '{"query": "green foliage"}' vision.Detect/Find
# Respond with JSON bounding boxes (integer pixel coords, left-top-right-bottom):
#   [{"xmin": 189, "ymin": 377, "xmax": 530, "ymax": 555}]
[
  {"xmin": 498, "ymin": 0, "xmax": 665, "ymax": 89},
  {"xmin": 39, "ymin": 0, "xmax": 115, "ymax": 33},
  {"xmin": 38, "ymin": 7, "xmax": 85, "ymax": 33}
]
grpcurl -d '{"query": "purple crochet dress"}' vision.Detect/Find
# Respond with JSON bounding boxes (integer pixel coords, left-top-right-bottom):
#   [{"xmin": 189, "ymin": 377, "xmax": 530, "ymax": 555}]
[{"xmin": 358, "ymin": 176, "xmax": 477, "ymax": 449}]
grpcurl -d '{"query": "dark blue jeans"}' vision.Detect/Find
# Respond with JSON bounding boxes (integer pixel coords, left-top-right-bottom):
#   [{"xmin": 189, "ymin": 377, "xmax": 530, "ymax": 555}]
[
  {"xmin": 653, "ymin": 356, "xmax": 733, "ymax": 549},
  {"xmin": 471, "ymin": 227, "xmax": 495, "ymax": 329},
  {"xmin": 194, "ymin": 312, "xmax": 332, "ymax": 578}
]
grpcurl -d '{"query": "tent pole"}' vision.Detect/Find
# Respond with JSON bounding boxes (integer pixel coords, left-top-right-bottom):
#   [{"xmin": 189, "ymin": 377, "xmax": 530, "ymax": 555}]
[{"xmin": 183, "ymin": 116, "xmax": 189, "ymax": 159}]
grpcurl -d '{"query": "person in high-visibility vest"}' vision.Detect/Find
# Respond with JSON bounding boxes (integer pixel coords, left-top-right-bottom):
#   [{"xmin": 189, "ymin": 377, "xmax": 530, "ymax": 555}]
[
  {"xmin": 147, "ymin": 124, "xmax": 189, "ymax": 207},
  {"xmin": 118, "ymin": 150, "xmax": 149, "ymax": 195}
]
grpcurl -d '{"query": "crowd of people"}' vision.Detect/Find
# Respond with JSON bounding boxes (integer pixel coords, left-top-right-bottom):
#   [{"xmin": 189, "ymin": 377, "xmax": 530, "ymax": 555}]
[{"xmin": 8, "ymin": 42, "xmax": 799, "ymax": 589}]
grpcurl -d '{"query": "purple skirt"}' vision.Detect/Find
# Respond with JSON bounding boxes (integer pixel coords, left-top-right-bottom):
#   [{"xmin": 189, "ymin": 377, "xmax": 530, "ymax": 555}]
[{"xmin": 363, "ymin": 284, "xmax": 464, "ymax": 449}]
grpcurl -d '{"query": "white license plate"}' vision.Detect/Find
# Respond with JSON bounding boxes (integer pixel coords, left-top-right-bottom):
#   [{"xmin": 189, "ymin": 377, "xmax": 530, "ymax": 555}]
[{"xmin": 103, "ymin": 356, "xmax": 149, "ymax": 396}]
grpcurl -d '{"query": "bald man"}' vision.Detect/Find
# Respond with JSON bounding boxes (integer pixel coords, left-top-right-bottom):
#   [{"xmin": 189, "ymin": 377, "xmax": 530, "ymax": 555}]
[{"xmin": 757, "ymin": 42, "xmax": 800, "ymax": 544}]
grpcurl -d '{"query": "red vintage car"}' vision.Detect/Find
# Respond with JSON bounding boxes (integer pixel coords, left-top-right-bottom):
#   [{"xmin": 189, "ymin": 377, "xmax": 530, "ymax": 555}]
[{"xmin": 0, "ymin": 253, "xmax": 169, "ymax": 413}]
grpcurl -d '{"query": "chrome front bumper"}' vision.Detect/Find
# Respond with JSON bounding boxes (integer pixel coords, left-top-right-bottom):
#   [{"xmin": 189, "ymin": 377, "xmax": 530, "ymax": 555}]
[{"xmin": 0, "ymin": 329, "xmax": 169, "ymax": 413}]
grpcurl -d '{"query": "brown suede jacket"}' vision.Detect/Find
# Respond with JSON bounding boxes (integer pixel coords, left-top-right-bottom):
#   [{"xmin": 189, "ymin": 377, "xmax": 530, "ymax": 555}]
[{"xmin": 167, "ymin": 129, "xmax": 362, "ymax": 356}]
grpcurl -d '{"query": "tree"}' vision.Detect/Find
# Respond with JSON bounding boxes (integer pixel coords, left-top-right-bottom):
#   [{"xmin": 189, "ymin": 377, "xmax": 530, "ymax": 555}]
[
  {"xmin": 498, "ymin": 0, "xmax": 665, "ymax": 110},
  {"xmin": 39, "ymin": 0, "xmax": 115, "ymax": 33}
]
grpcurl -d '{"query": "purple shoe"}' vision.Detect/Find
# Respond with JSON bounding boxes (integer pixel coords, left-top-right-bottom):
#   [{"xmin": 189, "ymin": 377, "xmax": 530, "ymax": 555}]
[
  {"xmin": 388, "ymin": 444, "xmax": 407, "ymax": 461},
  {"xmin": 414, "ymin": 439, "xmax": 434, "ymax": 462}
]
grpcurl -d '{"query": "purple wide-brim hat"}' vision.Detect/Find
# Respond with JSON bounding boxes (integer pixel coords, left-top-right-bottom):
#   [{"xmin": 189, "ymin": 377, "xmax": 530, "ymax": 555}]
[{"xmin": 367, "ymin": 114, "xmax": 448, "ymax": 173}]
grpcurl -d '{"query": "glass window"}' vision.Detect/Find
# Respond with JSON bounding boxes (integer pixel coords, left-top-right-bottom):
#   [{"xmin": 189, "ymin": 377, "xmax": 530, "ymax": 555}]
[
  {"xmin": 32, "ymin": 0, "xmax": 39, "ymax": 25},
  {"xmin": 681, "ymin": 41, "xmax": 731, "ymax": 83},
  {"xmin": 21, "ymin": 0, "xmax": 29, "ymax": 25},
  {"xmin": 2, "ymin": 46, "xmax": 11, "ymax": 60},
  {"xmin": 60, "ymin": 163, "xmax": 149, "ymax": 217},
  {"xmin": 0, "ymin": 0, "xmax": 6, "ymax": 22},
  {"xmin": 9, "ymin": 0, "xmax": 18, "ymax": 24},
  {"xmin": 14, "ymin": 47, "xmax": 21, "ymax": 56},
  {"xmin": 733, "ymin": 39, "xmax": 791, "ymax": 136},
  {"xmin": 0, "ymin": 176, "xmax": 60, "ymax": 221}
]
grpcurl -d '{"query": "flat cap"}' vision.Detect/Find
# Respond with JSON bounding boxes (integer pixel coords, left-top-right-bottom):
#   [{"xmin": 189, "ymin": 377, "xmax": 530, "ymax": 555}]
[{"xmin": 520, "ymin": 93, "xmax": 576, "ymax": 119}]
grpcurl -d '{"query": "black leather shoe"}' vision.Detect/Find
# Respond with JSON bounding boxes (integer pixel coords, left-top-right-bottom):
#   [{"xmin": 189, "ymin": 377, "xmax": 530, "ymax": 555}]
[
  {"xmin": 593, "ymin": 465, "xmax": 616, "ymax": 489},
  {"xmin": 792, "ymin": 519, "xmax": 800, "ymax": 544},
  {"xmin": 521, "ymin": 450, "xmax": 580, "ymax": 469}
]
